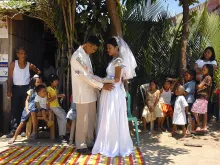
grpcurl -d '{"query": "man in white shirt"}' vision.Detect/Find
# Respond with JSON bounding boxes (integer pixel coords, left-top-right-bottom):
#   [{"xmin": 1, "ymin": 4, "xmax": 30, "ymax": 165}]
[{"xmin": 71, "ymin": 36, "xmax": 113, "ymax": 154}]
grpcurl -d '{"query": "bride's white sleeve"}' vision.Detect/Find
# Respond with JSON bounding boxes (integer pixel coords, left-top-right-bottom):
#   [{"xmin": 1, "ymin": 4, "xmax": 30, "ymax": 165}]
[
  {"xmin": 92, "ymin": 75, "xmax": 115, "ymax": 83},
  {"xmin": 92, "ymin": 58, "xmax": 125, "ymax": 83},
  {"xmin": 112, "ymin": 57, "xmax": 125, "ymax": 68}
]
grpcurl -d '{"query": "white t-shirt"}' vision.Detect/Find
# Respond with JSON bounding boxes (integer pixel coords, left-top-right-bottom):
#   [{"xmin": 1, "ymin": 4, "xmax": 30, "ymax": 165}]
[
  {"xmin": 195, "ymin": 59, "xmax": 217, "ymax": 69},
  {"xmin": 159, "ymin": 89, "xmax": 171, "ymax": 105},
  {"xmin": 34, "ymin": 95, "xmax": 47, "ymax": 109},
  {"xmin": 173, "ymin": 96, "xmax": 188, "ymax": 125}
]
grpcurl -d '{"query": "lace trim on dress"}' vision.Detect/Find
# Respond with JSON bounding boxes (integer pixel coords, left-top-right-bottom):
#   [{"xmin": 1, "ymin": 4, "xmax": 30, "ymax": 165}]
[{"xmin": 112, "ymin": 57, "xmax": 125, "ymax": 68}]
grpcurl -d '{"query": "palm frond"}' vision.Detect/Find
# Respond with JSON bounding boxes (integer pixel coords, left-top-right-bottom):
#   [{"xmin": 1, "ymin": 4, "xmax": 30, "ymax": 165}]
[
  {"xmin": 123, "ymin": 0, "xmax": 181, "ymax": 82},
  {"xmin": 187, "ymin": 5, "xmax": 220, "ymax": 84}
]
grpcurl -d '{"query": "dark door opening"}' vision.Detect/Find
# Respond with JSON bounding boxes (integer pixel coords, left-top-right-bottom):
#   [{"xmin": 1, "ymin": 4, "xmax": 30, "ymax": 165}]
[{"xmin": 42, "ymin": 28, "xmax": 58, "ymax": 82}]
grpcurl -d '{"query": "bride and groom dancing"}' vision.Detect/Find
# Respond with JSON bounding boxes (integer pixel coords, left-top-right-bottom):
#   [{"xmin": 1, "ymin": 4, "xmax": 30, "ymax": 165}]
[{"xmin": 71, "ymin": 36, "xmax": 137, "ymax": 157}]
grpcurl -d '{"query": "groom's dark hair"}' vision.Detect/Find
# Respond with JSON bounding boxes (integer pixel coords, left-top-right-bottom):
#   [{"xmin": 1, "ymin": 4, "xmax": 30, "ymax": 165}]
[{"xmin": 87, "ymin": 36, "xmax": 100, "ymax": 47}]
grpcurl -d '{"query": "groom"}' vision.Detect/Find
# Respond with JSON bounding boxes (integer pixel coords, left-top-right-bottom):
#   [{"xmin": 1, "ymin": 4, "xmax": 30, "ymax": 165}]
[{"xmin": 71, "ymin": 36, "xmax": 114, "ymax": 154}]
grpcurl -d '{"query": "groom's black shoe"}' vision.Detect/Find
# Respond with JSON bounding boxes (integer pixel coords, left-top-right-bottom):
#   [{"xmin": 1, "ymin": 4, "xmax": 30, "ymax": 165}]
[
  {"xmin": 77, "ymin": 148, "xmax": 91, "ymax": 155},
  {"xmin": 88, "ymin": 146, "xmax": 93, "ymax": 151}
]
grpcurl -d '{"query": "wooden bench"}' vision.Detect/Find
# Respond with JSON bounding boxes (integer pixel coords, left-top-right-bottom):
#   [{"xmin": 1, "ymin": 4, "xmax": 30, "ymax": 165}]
[{"xmin": 26, "ymin": 112, "xmax": 55, "ymax": 139}]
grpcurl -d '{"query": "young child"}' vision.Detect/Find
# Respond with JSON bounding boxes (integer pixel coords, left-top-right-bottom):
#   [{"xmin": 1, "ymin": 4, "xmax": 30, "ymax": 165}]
[
  {"xmin": 34, "ymin": 84, "xmax": 54, "ymax": 128},
  {"xmin": 66, "ymin": 95, "xmax": 77, "ymax": 132},
  {"xmin": 191, "ymin": 64, "xmax": 213, "ymax": 131},
  {"xmin": 172, "ymin": 85, "xmax": 189, "ymax": 137},
  {"xmin": 159, "ymin": 79, "xmax": 178, "ymax": 131},
  {"xmin": 142, "ymin": 80, "xmax": 161, "ymax": 132},
  {"xmin": 66, "ymin": 95, "xmax": 77, "ymax": 144},
  {"xmin": 8, "ymin": 75, "xmax": 41, "ymax": 144},
  {"xmin": 47, "ymin": 74, "xmax": 67, "ymax": 142},
  {"xmin": 183, "ymin": 70, "xmax": 196, "ymax": 131}
]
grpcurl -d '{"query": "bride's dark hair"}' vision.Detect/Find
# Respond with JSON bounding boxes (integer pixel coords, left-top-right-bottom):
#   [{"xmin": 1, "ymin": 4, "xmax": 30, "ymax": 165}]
[{"xmin": 107, "ymin": 37, "xmax": 118, "ymax": 47}]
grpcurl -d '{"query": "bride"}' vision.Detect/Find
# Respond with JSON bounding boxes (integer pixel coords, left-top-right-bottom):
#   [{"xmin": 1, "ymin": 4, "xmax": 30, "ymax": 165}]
[{"xmin": 91, "ymin": 37, "xmax": 137, "ymax": 157}]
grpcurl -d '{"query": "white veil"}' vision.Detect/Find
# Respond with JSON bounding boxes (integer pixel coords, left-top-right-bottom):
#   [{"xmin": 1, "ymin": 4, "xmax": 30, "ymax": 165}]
[{"xmin": 114, "ymin": 36, "xmax": 137, "ymax": 80}]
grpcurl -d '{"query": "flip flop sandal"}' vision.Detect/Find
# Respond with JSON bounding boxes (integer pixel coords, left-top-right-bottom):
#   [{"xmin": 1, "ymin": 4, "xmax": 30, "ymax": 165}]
[
  {"xmin": 195, "ymin": 129, "xmax": 206, "ymax": 132},
  {"xmin": 8, "ymin": 138, "xmax": 15, "ymax": 144}
]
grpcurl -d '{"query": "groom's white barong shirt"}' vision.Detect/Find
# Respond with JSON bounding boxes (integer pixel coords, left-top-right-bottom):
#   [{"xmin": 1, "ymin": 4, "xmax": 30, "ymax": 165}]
[{"xmin": 71, "ymin": 46, "xmax": 103, "ymax": 104}]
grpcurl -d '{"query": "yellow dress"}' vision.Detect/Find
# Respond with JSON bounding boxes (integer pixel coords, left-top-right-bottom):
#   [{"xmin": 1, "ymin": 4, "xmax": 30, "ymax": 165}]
[
  {"xmin": 47, "ymin": 86, "xmax": 60, "ymax": 108},
  {"xmin": 142, "ymin": 89, "xmax": 161, "ymax": 123}
]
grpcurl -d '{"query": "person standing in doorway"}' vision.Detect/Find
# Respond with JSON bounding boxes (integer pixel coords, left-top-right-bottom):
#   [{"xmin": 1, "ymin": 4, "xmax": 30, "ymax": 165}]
[
  {"xmin": 43, "ymin": 60, "xmax": 56, "ymax": 81},
  {"xmin": 7, "ymin": 47, "xmax": 40, "ymax": 137},
  {"xmin": 71, "ymin": 36, "xmax": 114, "ymax": 154}
]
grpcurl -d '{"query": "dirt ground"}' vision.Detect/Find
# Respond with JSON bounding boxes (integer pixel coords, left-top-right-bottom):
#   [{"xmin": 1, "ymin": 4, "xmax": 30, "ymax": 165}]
[
  {"xmin": 1, "ymin": 121, "xmax": 220, "ymax": 165},
  {"xmin": 138, "ymin": 120, "xmax": 220, "ymax": 165}
]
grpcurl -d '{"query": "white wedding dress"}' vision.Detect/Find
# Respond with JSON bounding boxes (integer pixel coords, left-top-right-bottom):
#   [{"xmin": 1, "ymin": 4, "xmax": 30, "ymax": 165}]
[{"xmin": 92, "ymin": 57, "xmax": 134, "ymax": 157}]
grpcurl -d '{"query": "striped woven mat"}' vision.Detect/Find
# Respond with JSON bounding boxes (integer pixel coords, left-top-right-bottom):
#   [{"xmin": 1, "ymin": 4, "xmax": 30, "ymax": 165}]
[{"xmin": 0, "ymin": 146, "xmax": 145, "ymax": 165}]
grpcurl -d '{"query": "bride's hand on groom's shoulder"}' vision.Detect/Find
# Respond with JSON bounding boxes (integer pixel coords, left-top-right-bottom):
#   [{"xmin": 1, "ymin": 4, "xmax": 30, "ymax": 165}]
[{"xmin": 103, "ymin": 83, "xmax": 114, "ymax": 91}]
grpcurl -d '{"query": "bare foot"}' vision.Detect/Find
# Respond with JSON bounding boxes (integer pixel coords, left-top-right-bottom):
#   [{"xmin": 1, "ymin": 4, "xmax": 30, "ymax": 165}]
[
  {"xmin": 169, "ymin": 132, "xmax": 176, "ymax": 137},
  {"xmin": 196, "ymin": 127, "xmax": 202, "ymax": 132},
  {"xmin": 30, "ymin": 133, "xmax": 37, "ymax": 139},
  {"xmin": 179, "ymin": 135, "xmax": 186, "ymax": 141},
  {"xmin": 186, "ymin": 131, "xmax": 191, "ymax": 136},
  {"xmin": 201, "ymin": 127, "xmax": 208, "ymax": 132}
]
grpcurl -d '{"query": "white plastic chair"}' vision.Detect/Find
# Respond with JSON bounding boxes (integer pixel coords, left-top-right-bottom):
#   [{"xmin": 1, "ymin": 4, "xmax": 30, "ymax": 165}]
[{"xmin": 140, "ymin": 84, "xmax": 149, "ymax": 105}]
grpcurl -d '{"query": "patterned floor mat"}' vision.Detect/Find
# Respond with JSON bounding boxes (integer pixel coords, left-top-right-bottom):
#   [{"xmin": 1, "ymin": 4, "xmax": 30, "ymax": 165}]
[{"xmin": 0, "ymin": 146, "xmax": 145, "ymax": 165}]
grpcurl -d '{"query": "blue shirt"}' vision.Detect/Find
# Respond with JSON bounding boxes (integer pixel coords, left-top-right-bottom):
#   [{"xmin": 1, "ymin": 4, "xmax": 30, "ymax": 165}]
[{"xmin": 184, "ymin": 80, "xmax": 196, "ymax": 103}]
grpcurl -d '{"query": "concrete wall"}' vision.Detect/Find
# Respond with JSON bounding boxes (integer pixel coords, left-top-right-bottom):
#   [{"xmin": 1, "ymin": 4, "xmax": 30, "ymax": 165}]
[{"xmin": 0, "ymin": 17, "xmax": 11, "ymax": 133}]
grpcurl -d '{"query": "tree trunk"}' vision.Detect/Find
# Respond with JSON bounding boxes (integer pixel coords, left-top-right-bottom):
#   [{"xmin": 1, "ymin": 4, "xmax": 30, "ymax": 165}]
[
  {"xmin": 66, "ymin": 0, "xmax": 76, "ymax": 108},
  {"xmin": 61, "ymin": 0, "xmax": 76, "ymax": 107},
  {"xmin": 66, "ymin": 49, "xmax": 73, "ymax": 107},
  {"xmin": 179, "ymin": 0, "xmax": 190, "ymax": 83},
  {"xmin": 106, "ymin": 0, "xmax": 123, "ymax": 37}
]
